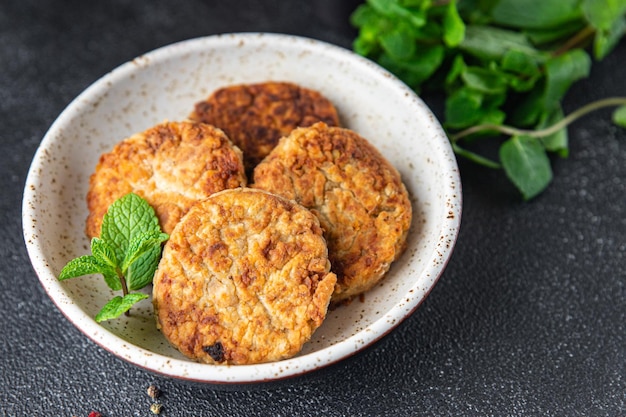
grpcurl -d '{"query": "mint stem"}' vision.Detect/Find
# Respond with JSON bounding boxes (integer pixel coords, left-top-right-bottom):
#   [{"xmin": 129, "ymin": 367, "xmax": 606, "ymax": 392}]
[
  {"xmin": 450, "ymin": 97, "xmax": 626, "ymax": 142},
  {"xmin": 552, "ymin": 25, "xmax": 596, "ymax": 57},
  {"xmin": 116, "ymin": 267, "xmax": 131, "ymax": 317}
]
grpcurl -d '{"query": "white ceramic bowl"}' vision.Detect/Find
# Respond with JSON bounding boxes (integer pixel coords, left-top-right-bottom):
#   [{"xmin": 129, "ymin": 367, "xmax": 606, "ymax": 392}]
[{"xmin": 22, "ymin": 33, "xmax": 461, "ymax": 385}]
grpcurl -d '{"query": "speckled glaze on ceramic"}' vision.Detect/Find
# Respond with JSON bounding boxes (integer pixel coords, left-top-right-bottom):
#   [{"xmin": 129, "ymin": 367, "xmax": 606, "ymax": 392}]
[{"xmin": 22, "ymin": 33, "xmax": 461, "ymax": 384}]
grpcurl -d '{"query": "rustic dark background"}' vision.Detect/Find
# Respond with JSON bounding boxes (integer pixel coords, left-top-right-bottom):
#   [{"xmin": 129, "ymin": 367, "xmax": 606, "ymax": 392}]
[{"xmin": 2, "ymin": 1, "xmax": 625, "ymax": 416}]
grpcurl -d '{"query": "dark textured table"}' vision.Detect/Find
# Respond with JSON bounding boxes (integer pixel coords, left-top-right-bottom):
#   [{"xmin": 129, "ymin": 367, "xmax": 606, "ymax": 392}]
[{"xmin": 2, "ymin": 1, "xmax": 625, "ymax": 416}]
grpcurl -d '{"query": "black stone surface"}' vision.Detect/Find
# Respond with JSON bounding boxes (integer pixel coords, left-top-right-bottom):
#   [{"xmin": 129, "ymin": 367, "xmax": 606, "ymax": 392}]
[{"xmin": 2, "ymin": 1, "xmax": 625, "ymax": 416}]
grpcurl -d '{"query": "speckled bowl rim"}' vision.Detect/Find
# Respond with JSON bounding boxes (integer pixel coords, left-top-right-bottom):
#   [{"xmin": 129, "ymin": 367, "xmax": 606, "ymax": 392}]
[{"xmin": 22, "ymin": 33, "xmax": 462, "ymax": 385}]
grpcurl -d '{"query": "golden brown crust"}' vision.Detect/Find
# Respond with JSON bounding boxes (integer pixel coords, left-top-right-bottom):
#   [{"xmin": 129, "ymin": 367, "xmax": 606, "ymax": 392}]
[
  {"xmin": 152, "ymin": 188, "xmax": 337, "ymax": 365},
  {"xmin": 189, "ymin": 81, "xmax": 341, "ymax": 173},
  {"xmin": 85, "ymin": 121, "xmax": 247, "ymax": 238},
  {"xmin": 252, "ymin": 123, "xmax": 412, "ymax": 302}
]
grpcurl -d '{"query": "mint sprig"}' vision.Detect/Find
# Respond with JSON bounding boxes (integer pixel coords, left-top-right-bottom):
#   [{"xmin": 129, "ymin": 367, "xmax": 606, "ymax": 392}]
[
  {"xmin": 59, "ymin": 193, "xmax": 169, "ymax": 322},
  {"xmin": 351, "ymin": 0, "xmax": 626, "ymax": 200}
]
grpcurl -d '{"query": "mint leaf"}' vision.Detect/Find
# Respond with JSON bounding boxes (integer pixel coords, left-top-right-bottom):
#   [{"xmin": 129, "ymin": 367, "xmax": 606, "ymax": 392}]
[
  {"xmin": 461, "ymin": 66, "xmax": 509, "ymax": 94},
  {"xmin": 443, "ymin": 0, "xmax": 465, "ymax": 47},
  {"xmin": 380, "ymin": 27, "xmax": 416, "ymax": 60},
  {"xmin": 59, "ymin": 255, "xmax": 108, "ymax": 280},
  {"xmin": 101, "ymin": 193, "xmax": 167, "ymax": 292},
  {"xmin": 460, "ymin": 25, "xmax": 546, "ymax": 62},
  {"xmin": 500, "ymin": 136, "xmax": 553, "ymax": 200},
  {"xmin": 121, "ymin": 230, "xmax": 169, "ymax": 291},
  {"xmin": 350, "ymin": 4, "xmax": 376, "ymax": 28},
  {"xmin": 542, "ymin": 50, "xmax": 591, "ymax": 111},
  {"xmin": 582, "ymin": 0, "xmax": 626, "ymax": 32},
  {"xmin": 501, "ymin": 50, "xmax": 540, "ymax": 77},
  {"xmin": 368, "ymin": 0, "xmax": 426, "ymax": 28},
  {"xmin": 90, "ymin": 237, "xmax": 117, "ymax": 270},
  {"xmin": 445, "ymin": 54, "xmax": 467, "ymax": 87},
  {"xmin": 58, "ymin": 254, "xmax": 121, "ymax": 291},
  {"xmin": 126, "ymin": 245, "xmax": 163, "ymax": 291},
  {"xmin": 592, "ymin": 15, "xmax": 626, "ymax": 60},
  {"xmin": 491, "ymin": 0, "xmax": 583, "ymax": 29},
  {"xmin": 351, "ymin": 0, "xmax": 626, "ymax": 201},
  {"xmin": 59, "ymin": 192, "xmax": 167, "ymax": 321},
  {"xmin": 89, "ymin": 237, "xmax": 123, "ymax": 290},
  {"xmin": 537, "ymin": 106, "xmax": 569, "ymax": 157},
  {"xmin": 511, "ymin": 85, "xmax": 546, "ymax": 127},
  {"xmin": 613, "ymin": 106, "xmax": 626, "ymax": 128},
  {"xmin": 378, "ymin": 45, "xmax": 445, "ymax": 89},
  {"xmin": 524, "ymin": 20, "xmax": 587, "ymax": 45},
  {"xmin": 351, "ymin": 4, "xmax": 388, "ymax": 56},
  {"xmin": 102, "ymin": 270, "xmax": 123, "ymax": 292},
  {"xmin": 95, "ymin": 293, "xmax": 149, "ymax": 322},
  {"xmin": 101, "ymin": 193, "xmax": 161, "ymax": 264},
  {"xmin": 445, "ymin": 87, "xmax": 484, "ymax": 129},
  {"xmin": 122, "ymin": 230, "xmax": 169, "ymax": 273}
]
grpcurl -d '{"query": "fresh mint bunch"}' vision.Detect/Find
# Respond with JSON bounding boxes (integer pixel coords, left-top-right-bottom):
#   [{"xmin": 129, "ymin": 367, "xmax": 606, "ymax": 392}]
[
  {"xmin": 59, "ymin": 193, "xmax": 169, "ymax": 322},
  {"xmin": 351, "ymin": 0, "xmax": 626, "ymax": 200}
]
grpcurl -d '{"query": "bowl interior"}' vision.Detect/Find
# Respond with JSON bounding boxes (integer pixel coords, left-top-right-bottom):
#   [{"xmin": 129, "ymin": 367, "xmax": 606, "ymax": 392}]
[{"xmin": 22, "ymin": 33, "xmax": 461, "ymax": 383}]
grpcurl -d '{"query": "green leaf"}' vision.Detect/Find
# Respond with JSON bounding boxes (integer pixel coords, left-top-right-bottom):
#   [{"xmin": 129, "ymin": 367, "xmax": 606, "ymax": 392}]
[
  {"xmin": 491, "ymin": 0, "xmax": 583, "ymax": 29},
  {"xmin": 445, "ymin": 54, "xmax": 467, "ymax": 87},
  {"xmin": 613, "ymin": 105, "xmax": 626, "ymax": 127},
  {"xmin": 481, "ymin": 89, "xmax": 507, "ymax": 110},
  {"xmin": 500, "ymin": 136, "xmax": 553, "ymax": 200},
  {"xmin": 543, "ymin": 49, "xmax": 591, "ymax": 110},
  {"xmin": 121, "ymin": 230, "xmax": 169, "ymax": 273},
  {"xmin": 592, "ymin": 15, "xmax": 626, "ymax": 60},
  {"xmin": 367, "ymin": 0, "xmax": 426, "ymax": 27},
  {"xmin": 380, "ymin": 27, "xmax": 416, "ymax": 60},
  {"xmin": 58, "ymin": 255, "xmax": 121, "ymax": 291},
  {"xmin": 537, "ymin": 106, "xmax": 569, "ymax": 157},
  {"xmin": 582, "ymin": 0, "xmax": 626, "ymax": 32},
  {"xmin": 445, "ymin": 84, "xmax": 507, "ymax": 130},
  {"xmin": 59, "ymin": 255, "xmax": 107, "ymax": 280},
  {"xmin": 350, "ymin": 4, "xmax": 376, "ymax": 28},
  {"xmin": 443, "ymin": 0, "xmax": 465, "ymax": 47},
  {"xmin": 460, "ymin": 25, "xmax": 548, "ymax": 62},
  {"xmin": 582, "ymin": 0, "xmax": 626, "ymax": 59},
  {"xmin": 90, "ymin": 237, "xmax": 118, "ymax": 270},
  {"xmin": 511, "ymin": 84, "xmax": 546, "ymax": 127},
  {"xmin": 445, "ymin": 87, "xmax": 485, "ymax": 129},
  {"xmin": 507, "ymin": 73, "xmax": 541, "ymax": 93},
  {"xmin": 120, "ymin": 223, "xmax": 168, "ymax": 291},
  {"xmin": 94, "ymin": 293, "xmax": 149, "ymax": 322},
  {"xmin": 351, "ymin": 5, "xmax": 384, "ymax": 56},
  {"xmin": 125, "ymin": 245, "xmax": 163, "ymax": 291},
  {"xmin": 524, "ymin": 20, "xmax": 587, "ymax": 45},
  {"xmin": 479, "ymin": 108, "xmax": 507, "ymax": 126},
  {"xmin": 101, "ymin": 270, "xmax": 122, "ymax": 292},
  {"xmin": 412, "ymin": 21, "xmax": 443, "ymax": 42},
  {"xmin": 378, "ymin": 44, "xmax": 445, "ymax": 88},
  {"xmin": 121, "ymin": 230, "xmax": 169, "ymax": 291},
  {"xmin": 461, "ymin": 66, "xmax": 509, "ymax": 94},
  {"xmin": 501, "ymin": 49, "xmax": 540, "ymax": 77},
  {"xmin": 401, "ymin": 0, "xmax": 430, "ymax": 8},
  {"xmin": 100, "ymin": 193, "xmax": 161, "ymax": 265}
]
